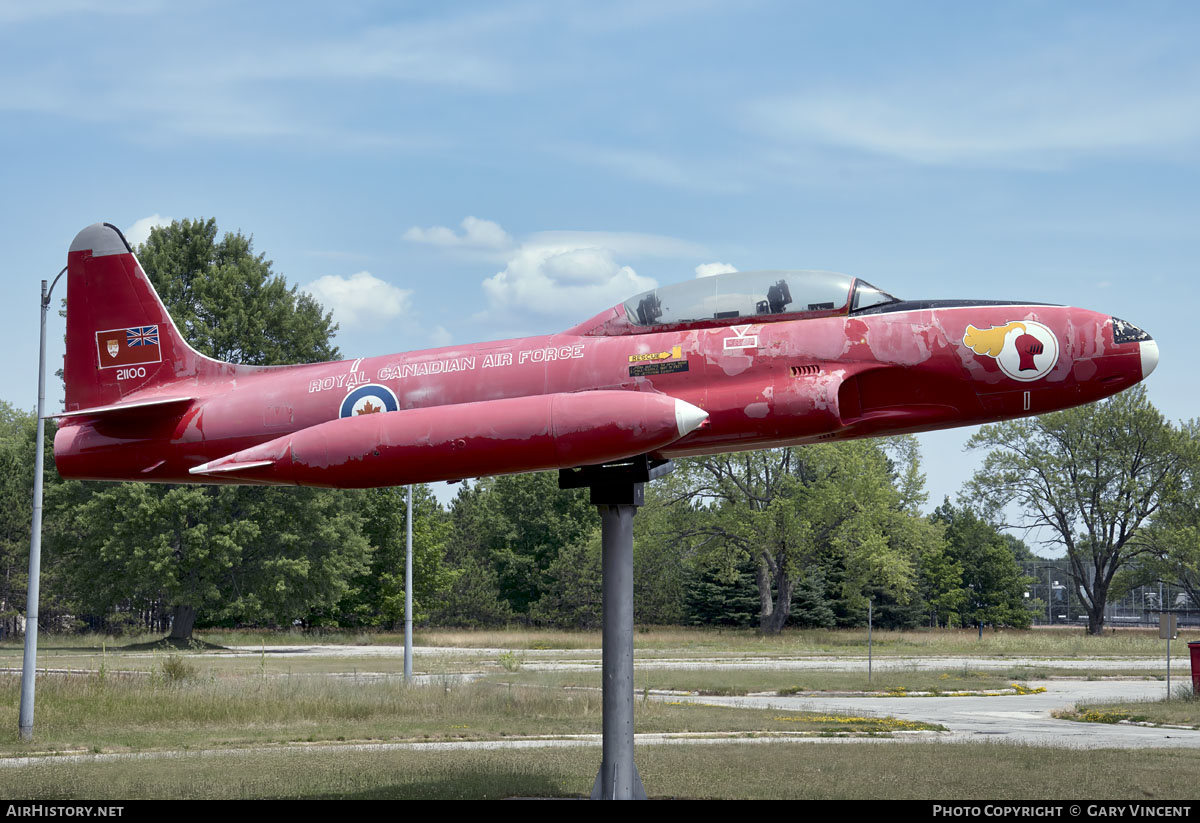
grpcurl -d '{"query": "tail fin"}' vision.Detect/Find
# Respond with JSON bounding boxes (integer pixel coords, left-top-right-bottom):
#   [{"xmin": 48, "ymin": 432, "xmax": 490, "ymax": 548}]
[{"xmin": 64, "ymin": 223, "xmax": 206, "ymax": 412}]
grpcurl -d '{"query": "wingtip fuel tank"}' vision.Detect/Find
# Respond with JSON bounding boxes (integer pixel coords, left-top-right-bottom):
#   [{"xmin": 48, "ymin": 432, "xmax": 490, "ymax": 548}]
[{"xmin": 189, "ymin": 391, "xmax": 708, "ymax": 488}]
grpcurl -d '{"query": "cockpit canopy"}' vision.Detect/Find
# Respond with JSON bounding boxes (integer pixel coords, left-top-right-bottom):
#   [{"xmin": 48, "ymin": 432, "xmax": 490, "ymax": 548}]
[
  {"xmin": 565, "ymin": 269, "xmax": 902, "ymax": 336},
  {"xmin": 622, "ymin": 270, "xmax": 899, "ymax": 329}
]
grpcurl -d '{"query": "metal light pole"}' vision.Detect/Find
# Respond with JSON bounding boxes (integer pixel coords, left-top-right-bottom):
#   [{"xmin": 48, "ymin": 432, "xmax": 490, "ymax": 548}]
[
  {"xmin": 1031, "ymin": 564, "xmax": 1058, "ymax": 626},
  {"xmin": 1046, "ymin": 568, "xmax": 1052, "ymax": 625},
  {"xmin": 19, "ymin": 267, "xmax": 66, "ymax": 741},
  {"xmin": 867, "ymin": 597, "xmax": 873, "ymax": 685},
  {"xmin": 404, "ymin": 484, "xmax": 413, "ymax": 681}
]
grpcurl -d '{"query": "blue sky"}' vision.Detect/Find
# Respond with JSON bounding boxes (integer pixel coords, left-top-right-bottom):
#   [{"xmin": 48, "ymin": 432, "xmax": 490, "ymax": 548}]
[{"xmin": 0, "ymin": 1, "xmax": 1196, "ymax": 544}]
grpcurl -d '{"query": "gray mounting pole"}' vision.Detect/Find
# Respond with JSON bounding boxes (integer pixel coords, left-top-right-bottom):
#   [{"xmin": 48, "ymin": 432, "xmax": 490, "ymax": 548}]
[
  {"xmin": 560, "ymin": 455, "xmax": 671, "ymax": 801},
  {"xmin": 594, "ymin": 502, "xmax": 644, "ymax": 800},
  {"xmin": 404, "ymin": 484, "xmax": 413, "ymax": 682},
  {"xmin": 20, "ymin": 269, "xmax": 64, "ymax": 741}
]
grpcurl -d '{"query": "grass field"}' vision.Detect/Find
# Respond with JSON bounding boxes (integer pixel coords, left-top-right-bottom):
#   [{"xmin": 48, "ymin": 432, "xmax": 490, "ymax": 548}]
[
  {"xmin": 216, "ymin": 625, "xmax": 1198, "ymax": 657},
  {"xmin": 2, "ymin": 626, "xmax": 1198, "ymax": 799},
  {"xmin": 2, "ymin": 625, "xmax": 1191, "ymax": 672},
  {"xmin": 4, "ymin": 742, "xmax": 1200, "ymax": 800},
  {"xmin": 485, "ymin": 667, "xmax": 1045, "ymax": 695},
  {"xmin": 0, "ymin": 669, "xmax": 941, "ymax": 757},
  {"xmin": 1057, "ymin": 688, "xmax": 1200, "ymax": 729}
]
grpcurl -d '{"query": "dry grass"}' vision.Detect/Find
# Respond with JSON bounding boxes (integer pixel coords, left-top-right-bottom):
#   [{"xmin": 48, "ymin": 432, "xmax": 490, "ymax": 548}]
[
  {"xmin": 3, "ymin": 626, "xmax": 1192, "ymax": 659},
  {"xmin": 486, "ymin": 667, "xmax": 1040, "ymax": 696},
  {"xmin": 0, "ymin": 670, "xmax": 939, "ymax": 756},
  {"xmin": 1057, "ymin": 686, "xmax": 1200, "ymax": 729},
  {"xmin": 3, "ymin": 742, "xmax": 1199, "ymax": 800}
]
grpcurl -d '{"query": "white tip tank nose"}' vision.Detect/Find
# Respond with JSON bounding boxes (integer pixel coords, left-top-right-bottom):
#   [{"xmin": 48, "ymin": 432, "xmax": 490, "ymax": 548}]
[
  {"xmin": 673, "ymin": 398, "xmax": 709, "ymax": 437},
  {"xmin": 1140, "ymin": 339, "xmax": 1159, "ymax": 379}
]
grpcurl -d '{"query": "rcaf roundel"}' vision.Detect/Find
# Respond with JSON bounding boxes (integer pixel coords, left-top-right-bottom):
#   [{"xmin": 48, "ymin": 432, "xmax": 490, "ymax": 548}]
[
  {"xmin": 962, "ymin": 320, "xmax": 1060, "ymax": 382},
  {"xmin": 339, "ymin": 384, "xmax": 400, "ymax": 418}
]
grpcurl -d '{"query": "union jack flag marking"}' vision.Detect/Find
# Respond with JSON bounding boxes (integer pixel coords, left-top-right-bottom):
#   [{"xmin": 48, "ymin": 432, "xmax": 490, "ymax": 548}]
[
  {"xmin": 126, "ymin": 326, "xmax": 159, "ymax": 347},
  {"xmin": 96, "ymin": 325, "xmax": 162, "ymax": 369}
]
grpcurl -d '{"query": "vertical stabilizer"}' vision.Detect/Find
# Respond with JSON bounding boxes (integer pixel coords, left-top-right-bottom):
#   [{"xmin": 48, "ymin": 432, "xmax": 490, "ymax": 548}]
[{"xmin": 64, "ymin": 223, "xmax": 206, "ymax": 411}]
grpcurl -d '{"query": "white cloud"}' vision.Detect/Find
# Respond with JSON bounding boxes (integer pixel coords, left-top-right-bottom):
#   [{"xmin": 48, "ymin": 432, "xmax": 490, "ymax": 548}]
[
  {"xmin": 695, "ymin": 262, "xmax": 737, "ymax": 278},
  {"xmin": 411, "ymin": 217, "xmax": 705, "ymax": 326},
  {"xmin": 302, "ymin": 271, "xmax": 412, "ymax": 326},
  {"xmin": 404, "ymin": 216, "xmax": 513, "ymax": 250},
  {"xmin": 481, "ymin": 244, "xmax": 656, "ymax": 321},
  {"xmin": 526, "ymin": 231, "xmax": 706, "ymax": 259},
  {"xmin": 125, "ymin": 214, "xmax": 173, "ymax": 248}
]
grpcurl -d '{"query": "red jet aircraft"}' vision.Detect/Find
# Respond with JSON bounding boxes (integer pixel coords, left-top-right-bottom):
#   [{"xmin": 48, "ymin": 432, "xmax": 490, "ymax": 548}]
[{"xmin": 54, "ymin": 223, "xmax": 1159, "ymax": 486}]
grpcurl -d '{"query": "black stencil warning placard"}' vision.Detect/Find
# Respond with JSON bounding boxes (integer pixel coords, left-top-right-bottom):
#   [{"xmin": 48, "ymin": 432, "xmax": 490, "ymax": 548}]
[{"xmin": 629, "ymin": 361, "xmax": 689, "ymax": 377}]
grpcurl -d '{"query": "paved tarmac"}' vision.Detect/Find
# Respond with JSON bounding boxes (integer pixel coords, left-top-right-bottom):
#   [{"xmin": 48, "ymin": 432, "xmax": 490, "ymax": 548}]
[
  {"xmin": 679, "ymin": 678, "xmax": 1200, "ymax": 749},
  {"xmin": 217, "ymin": 645, "xmax": 1198, "ymax": 749},
  {"xmin": 10, "ymin": 646, "xmax": 1192, "ymax": 757},
  {"xmin": 224, "ymin": 645, "xmax": 1173, "ymax": 672}
]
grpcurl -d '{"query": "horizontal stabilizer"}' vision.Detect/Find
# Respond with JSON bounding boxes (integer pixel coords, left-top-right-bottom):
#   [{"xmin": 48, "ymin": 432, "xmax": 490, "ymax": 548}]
[
  {"xmin": 189, "ymin": 459, "xmax": 275, "ymax": 476},
  {"xmin": 50, "ymin": 396, "xmax": 194, "ymax": 420}
]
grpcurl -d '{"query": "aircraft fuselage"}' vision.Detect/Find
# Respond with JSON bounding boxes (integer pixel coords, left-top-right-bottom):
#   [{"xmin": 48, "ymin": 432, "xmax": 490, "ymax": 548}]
[{"xmin": 53, "ymin": 237, "xmax": 1155, "ymax": 489}]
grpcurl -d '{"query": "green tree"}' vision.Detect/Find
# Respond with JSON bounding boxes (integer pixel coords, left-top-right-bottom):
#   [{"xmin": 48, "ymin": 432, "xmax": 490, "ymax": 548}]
[
  {"xmin": 684, "ymin": 552, "xmax": 759, "ymax": 627},
  {"xmin": 431, "ymin": 556, "xmax": 514, "ymax": 628},
  {"xmin": 0, "ymin": 405, "xmax": 68, "ymax": 638},
  {"xmin": 445, "ymin": 473, "xmax": 595, "ymax": 617},
  {"xmin": 931, "ymin": 502, "xmax": 1032, "ymax": 628},
  {"xmin": 913, "ymin": 517, "xmax": 966, "ymax": 627},
  {"xmin": 630, "ymin": 483, "xmax": 690, "ymax": 625},
  {"xmin": 1145, "ymin": 421, "xmax": 1200, "ymax": 611},
  {"xmin": 340, "ymin": 486, "xmax": 454, "ymax": 628},
  {"xmin": 530, "ymin": 528, "xmax": 603, "ymax": 629},
  {"xmin": 0, "ymin": 405, "xmax": 31, "ymax": 637},
  {"xmin": 673, "ymin": 439, "xmax": 939, "ymax": 634},
  {"xmin": 52, "ymin": 483, "xmax": 368, "ymax": 637},
  {"xmin": 967, "ymin": 386, "xmax": 1184, "ymax": 635},
  {"xmin": 0, "ymin": 404, "xmax": 60, "ymax": 638},
  {"xmin": 137, "ymin": 218, "xmax": 338, "ymax": 364},
  {"xmin": 788, "ymin": 568, "xmax": 838, "ymax": 628},
  {"xmin": 49, "ymin": 219, "xmax": 358, "ymax": 639}
]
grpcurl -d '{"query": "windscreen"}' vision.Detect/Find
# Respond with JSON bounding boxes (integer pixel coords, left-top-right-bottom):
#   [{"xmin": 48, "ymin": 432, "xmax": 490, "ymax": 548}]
[{"xmin": 851, "ymin": 280, "xmax": 901, "ymax": 312}]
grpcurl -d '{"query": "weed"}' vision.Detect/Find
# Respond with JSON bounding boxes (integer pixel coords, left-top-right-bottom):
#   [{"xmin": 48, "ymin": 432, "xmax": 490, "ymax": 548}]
[
  {"xmin": 1171, "ymin": 683, "xmax": 1197, "ymax": 701},
  {"xmin": 1011, "ymin": 683, "xmax": 1047, "ymax": 695},
  {"xmin": 498, "ymin": 651, "xmax": 523, "ymax": 672},
  {"xmin": 1078, "ymin": 710, "xmax": 1130, "ymax": 724},
  {"xmin": 93, "ymin": 642, "xmax": 107, "ymax": 689},
  {"xmin": 159, "ymin": 655, "xmax": 198, "ymax": 684}
]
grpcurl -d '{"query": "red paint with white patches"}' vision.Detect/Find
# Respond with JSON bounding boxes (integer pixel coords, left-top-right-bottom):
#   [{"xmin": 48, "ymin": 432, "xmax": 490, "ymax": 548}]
[{"xmin": 53, "ymin": 224, "xmax": 1158, "ymax": 487}]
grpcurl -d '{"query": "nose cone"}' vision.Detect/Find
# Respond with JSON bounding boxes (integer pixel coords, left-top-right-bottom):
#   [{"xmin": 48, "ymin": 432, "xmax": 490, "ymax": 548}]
[
  {"xmin": 1140, "ymin": 339, "xmax": 1159, "ymax": 379},
  {"xmin": 1112, "ymin": 317, "xmax": 1157, "ymax": 380}
]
